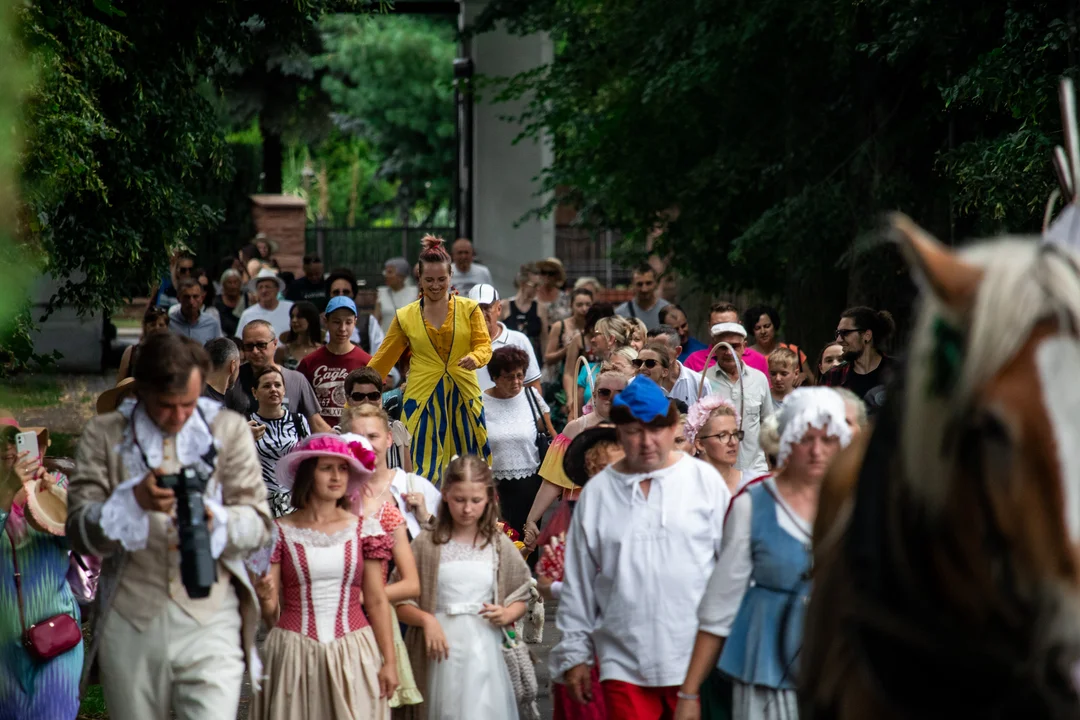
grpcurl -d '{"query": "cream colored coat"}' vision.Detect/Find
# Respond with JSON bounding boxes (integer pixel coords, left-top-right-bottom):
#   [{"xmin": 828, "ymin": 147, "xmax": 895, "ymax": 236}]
[{"xmin": 66, "ymin": 405, "xmax": 272, "ymax": 684}]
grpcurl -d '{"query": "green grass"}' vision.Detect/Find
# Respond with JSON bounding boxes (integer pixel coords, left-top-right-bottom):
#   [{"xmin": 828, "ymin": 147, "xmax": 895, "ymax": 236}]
[
  {"xmin": 78, "ymin": 685, "xmax": 108, "ymax": 719},
  {"xmin": 0, "ymin": 376, "xmax": 63, "ymax": 409}
]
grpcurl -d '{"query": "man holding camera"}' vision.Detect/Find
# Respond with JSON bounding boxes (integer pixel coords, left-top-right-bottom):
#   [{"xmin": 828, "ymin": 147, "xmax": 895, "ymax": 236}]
[{"xmin": 67, "ymin": 332, "xmax": 272, "ymax": 720}]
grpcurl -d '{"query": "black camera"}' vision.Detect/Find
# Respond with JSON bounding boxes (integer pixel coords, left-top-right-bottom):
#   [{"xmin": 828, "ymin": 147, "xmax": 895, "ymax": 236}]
[{"xmin": 158, "ymin": 466, "xmax": 217, "ymax": 599}]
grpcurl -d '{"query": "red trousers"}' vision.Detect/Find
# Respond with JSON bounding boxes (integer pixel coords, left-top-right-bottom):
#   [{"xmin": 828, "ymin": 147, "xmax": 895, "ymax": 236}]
[{"xmin": 601, "ymin": 680, "xmax": 680, "ymax": 720}]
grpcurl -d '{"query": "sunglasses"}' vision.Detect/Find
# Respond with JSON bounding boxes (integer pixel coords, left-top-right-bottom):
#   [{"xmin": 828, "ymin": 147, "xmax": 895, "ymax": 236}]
[
  {"xmin": 631, "ymin": 358, "xmax": 661, "ymax": 369},
  {"xmin": 243, "ymin": 341, "xmax": 272, "ymax": 352},
  {"xmin": 176, "ymin": 266, "xmax": 193, "ymax": 274},
  {"xmin": 835, "ymin": 328, "xmax": 863, "ymax": 339},
  {"xmin": 330, "ymin": 288, "xmax": 353, "ymax": 297},
  {"xmin": 350, "ymin": 391, "xmax": 382, "ymax": 403},
  {"xmin": 595, "ymin": 388, "xmax": 616, "ymax": 399},
  {"xmin": 699, "ymin": 431, "xmax": 745, "ymax": 444}
]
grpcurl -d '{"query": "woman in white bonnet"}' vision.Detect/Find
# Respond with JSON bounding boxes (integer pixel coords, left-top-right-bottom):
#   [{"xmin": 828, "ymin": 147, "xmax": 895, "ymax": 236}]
[{"xmin": 676, "ymin": 387, "xmax": 852, "ymax": 720}]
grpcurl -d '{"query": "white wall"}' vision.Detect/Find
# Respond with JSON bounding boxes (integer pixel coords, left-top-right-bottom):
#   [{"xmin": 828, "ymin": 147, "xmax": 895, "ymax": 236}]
[{"xmin": 461, "ymin": 1, "xmax": 554, "ymax": 298}]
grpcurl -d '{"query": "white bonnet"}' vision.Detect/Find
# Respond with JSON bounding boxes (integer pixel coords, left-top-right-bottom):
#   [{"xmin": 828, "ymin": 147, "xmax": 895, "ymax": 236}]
[{"xmin": 775, "ymin": 387, "xmax": 852, "ymax": 466}]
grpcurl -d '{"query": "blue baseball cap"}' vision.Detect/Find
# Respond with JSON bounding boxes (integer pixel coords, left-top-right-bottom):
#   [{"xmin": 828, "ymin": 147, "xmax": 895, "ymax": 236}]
[
  {"xmin": 325, "ymin": 296, "xmax": 357, "ymax": 316},
  {"xmin": 611, "ymin": 376, "xmax": 671, "ymax": 423}
]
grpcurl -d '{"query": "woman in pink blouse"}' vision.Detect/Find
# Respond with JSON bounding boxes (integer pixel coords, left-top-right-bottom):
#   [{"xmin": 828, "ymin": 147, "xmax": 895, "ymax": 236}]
[{"xmin": 253, "ymin": 434, "xmax": 398, "ymax": 720}]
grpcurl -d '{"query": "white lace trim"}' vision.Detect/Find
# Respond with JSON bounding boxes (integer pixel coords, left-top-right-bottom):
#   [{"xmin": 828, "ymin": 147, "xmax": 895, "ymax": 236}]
[
  {"xmin": 776, "ymin": 388, "xmax": 852, "ymax": 467},
  {"xmin": 245, "ymin": 523, "xmax": 280, "ymax": 576},
  {"xmin": 280, "ymin": 520, "xmax": 359, "ymax": 548},
  {"xmin": 100, "ymin": 397, "xmax": 226, "ymax": 551},
  {"xmin": 441, "ymin": 538, "xmax": 495, "ymax": 564}
]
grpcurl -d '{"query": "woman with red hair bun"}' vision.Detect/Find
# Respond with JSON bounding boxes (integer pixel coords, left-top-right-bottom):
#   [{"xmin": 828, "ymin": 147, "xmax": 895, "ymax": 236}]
[{"xmin": 368, "ymin": 235, "xmax": 493, "ymax": 485}]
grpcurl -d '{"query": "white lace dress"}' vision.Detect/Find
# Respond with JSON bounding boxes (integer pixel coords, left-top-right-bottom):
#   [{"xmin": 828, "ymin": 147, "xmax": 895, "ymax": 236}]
[{"xmin": 425, "ymin": 540, "xmax": 519, "ymax": 720}]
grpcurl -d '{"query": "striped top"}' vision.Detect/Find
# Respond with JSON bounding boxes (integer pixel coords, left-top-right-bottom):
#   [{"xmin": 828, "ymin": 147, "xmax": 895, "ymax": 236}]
[
  {"xmin": 248, "ymin": 410, "xmax": 310, "ymax": 493},
  {"xmin": 270, "ymin": 519, "xmax": 369, "ymax": 643}
]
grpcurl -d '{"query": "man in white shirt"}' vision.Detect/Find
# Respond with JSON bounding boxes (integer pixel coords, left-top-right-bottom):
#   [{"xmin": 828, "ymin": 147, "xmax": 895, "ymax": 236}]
[
  {"xmin": 615, "ymin": 264, "xmax": 670, "ymax": 330},
  {"xmin": 552, "ymin": 376, "xmax": 731, "ymax": 717},
  {"xmin": 450, "ymin": 237, "xmax": 493, "ymax": 295},
  {"xmin": 236, "ymin": 268, "xmax": 293, "ymax": 338},
  {"xmin": 705, "ymin": 322, "xmax": 772, "ymax": 477},
  {"xmin": 647, "ymin": 324, "xmax": 704, "ymax": 407},
  {"xmin": 469, "ymin": 284, "xmax": 541, "ymax": 392}
]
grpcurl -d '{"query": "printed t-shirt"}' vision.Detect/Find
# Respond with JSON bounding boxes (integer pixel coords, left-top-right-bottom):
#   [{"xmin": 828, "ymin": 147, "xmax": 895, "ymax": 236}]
[{"xmin": 296, "ymin": 345, "xmax": 372, "ymax": 426}]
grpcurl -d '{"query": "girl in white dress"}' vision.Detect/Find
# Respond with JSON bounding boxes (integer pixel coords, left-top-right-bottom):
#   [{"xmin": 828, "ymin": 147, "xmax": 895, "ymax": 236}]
[{"xmin": 396, "ymin": 455, "xmax": 533, "ymax": 720}]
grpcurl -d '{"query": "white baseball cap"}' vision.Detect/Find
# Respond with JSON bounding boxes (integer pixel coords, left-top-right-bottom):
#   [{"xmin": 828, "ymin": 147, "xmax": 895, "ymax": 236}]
[{"xmin": 468, "ymin": 283, "xmax": 499, "ymax": 305}]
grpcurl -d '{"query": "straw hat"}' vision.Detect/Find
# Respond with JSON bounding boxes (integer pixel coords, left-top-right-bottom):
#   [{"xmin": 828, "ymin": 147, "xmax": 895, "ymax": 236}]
[
  {"xmin": 246, "ymin": 267, "xmax": 286, "ymax": 295},
  {"xmin": 96, "ymin": 377, "xmax": 136, "ymax": 415},
  {"xmin": 535, "ymin": 257, "xmax": 567, "ymax": 286},
  {"xmin": 0, "ymin": 419, "xmax": 64, "ymax": 535},
  {"xmin": 275, "ymin": 433, "xmax": 376, "ymax": 495}
]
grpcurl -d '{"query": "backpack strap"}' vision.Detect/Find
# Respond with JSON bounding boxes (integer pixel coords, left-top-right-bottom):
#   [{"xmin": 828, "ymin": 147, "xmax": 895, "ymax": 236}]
[{"xmin": 358, "ymin": 313, "xmax": 372, "ymax": 353}]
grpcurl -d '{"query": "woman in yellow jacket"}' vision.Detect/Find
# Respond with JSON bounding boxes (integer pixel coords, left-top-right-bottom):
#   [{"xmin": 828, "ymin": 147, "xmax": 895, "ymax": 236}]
[{"xmin": 368, "ymin": 236, "xmax": 492, "ymax": 484}]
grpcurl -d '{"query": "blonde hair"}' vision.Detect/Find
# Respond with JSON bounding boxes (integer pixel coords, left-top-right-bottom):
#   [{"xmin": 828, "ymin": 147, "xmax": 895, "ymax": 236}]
[
  {"xmin": 830, "ymin": 387, "xmax": 868, "ymax": 429},
  {"xmin": 574, "ymin": 276, "xmax": 603, "ymax": 292},
  {"xmin": 627, "ymin": 317, "xmax": 648, "ymax": 343},
  {"xmin": 433, "ymin": 455, "xmax": 500, "ymax": 547},
  {"xmin": 768, "ymin": 347, "xmax": 799, "ymax": 372},
  {"xmin": 339, "ymin": 403, "xmax": 391, "ymax": 434},
  {"xmin": 611, "ymin": 345, "xmax": 639, "ymax": 362},
  {"xmin": 594, "ymin": 316, "xmax": 634, "ymax": 348}
]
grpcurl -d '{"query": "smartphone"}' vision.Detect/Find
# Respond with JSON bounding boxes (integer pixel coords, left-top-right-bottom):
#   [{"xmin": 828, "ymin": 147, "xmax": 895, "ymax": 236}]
[{"xmin": 15, "ymin": 431, "xmax": 40, "ymax": 459}]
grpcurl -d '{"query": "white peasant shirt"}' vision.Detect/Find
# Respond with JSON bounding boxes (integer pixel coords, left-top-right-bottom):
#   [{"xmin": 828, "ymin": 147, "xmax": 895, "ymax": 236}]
[{"xmin": 550, "ymin": 453, "xmax": 732, "ymax": 687}]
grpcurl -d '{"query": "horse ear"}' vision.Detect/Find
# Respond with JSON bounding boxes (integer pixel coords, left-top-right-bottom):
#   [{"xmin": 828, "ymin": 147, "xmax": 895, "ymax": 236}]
[{"xmin": 889, "ymin": 212, "xmax": 983, "ymax": 311}]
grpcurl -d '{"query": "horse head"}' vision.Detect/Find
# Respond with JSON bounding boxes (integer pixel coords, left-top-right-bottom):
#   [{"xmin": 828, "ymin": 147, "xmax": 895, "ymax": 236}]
[{"xmin": 804, "ymin": 213, "xmax": 1080, "ymax": 720}]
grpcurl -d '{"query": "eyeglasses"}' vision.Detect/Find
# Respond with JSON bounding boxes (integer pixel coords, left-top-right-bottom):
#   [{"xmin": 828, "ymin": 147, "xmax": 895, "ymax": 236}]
[
  {"xmin": 631, "ymin": 358, "xmax": 661, "ymax": 369},
  {"xmin": 350, "ymin": 391, "xmax": 382, "ymax": 403},
  {"xmin": 835, "ymin": 328, "xmax": 863, "ymax": 339},
  {"xmin": 595, "ymin": 388, "xmax": 616, "ymax": 399},
  {"xmin": 243, "ymin": 341, "xmax": 272, "ymax": 352},
  {"xmin": 699, "ymin": 431, "xmax": 745, "ymax": 444}
]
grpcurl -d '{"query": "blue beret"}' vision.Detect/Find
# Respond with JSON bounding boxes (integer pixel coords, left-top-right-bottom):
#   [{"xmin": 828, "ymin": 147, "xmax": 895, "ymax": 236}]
[{"xmin": 612, "ymin": 376, "xmax": 671, "ymax": 423}]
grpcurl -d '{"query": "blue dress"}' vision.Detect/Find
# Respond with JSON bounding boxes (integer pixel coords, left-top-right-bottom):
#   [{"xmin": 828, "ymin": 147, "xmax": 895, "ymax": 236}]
[
  {"xmin": 0, "ymin": 501, "xmax": 83, "ymax": 720},
  {"xmin": 718, "ymin": 481, "xmax": 809, "ymax": 695}
]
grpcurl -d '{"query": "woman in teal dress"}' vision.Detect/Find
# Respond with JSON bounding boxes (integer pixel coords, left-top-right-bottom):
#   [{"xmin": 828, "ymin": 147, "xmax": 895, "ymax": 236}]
[{"xmin": 0, "ymin": 423, "xmax": 83, "ymax": 720}]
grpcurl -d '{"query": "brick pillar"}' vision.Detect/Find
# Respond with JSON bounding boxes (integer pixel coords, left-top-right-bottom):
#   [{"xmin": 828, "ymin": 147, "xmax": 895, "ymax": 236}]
[{"xmin": 250, "ymin": 194, "xmax": 308, "ymax": 276}]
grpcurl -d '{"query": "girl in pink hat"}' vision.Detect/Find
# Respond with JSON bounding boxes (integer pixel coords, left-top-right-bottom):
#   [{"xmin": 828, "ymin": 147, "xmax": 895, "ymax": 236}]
[{"xmin": 253, "ymin": 433, "xmax": 399, "ymax": 720}]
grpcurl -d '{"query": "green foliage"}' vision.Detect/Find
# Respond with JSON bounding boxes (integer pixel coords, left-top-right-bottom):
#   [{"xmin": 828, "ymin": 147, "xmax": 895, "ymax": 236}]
[
  {"xmin": 474, "ymin": 0, "xmax": 1076, "ymax": 346},
  {"xmin": 317, "ymin": 14, "xmax": 457, "ymax": 222}
]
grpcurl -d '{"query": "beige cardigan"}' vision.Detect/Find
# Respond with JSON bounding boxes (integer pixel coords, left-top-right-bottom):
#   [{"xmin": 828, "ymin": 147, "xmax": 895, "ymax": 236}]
[{"xmin": 395, "ymin": 530, "xmax": 532, "ymax": 720}]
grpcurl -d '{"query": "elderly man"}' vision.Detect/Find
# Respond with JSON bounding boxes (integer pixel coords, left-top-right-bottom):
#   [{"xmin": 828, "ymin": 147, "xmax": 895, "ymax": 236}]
[
  {"xmin": 552, "ymin": 377, "xmax": 730, "ymax": 719},
  {"xmin": 683, "ymin": 302, "xmax": 770, "ymax": 379},
  {"xmin": 66, "ymin": 332, "xmax": 272, "ymax": 720},
  {"xmin": 450, "ymin": 237, "xmax": 493, "ymax": 295},
  {"xmin": 469, "ymin": 283, "xmax": 541, "ymax": 392},
  {"xmin": 169, "ymin": 278, "xmax": 223, "ymax": 344},
  {"xmin": 237, "ymin": 268, "xmax": 293, "ymax": 337},
  {"xmin": 704, "ymin": 322, "xmax": 772, "ymax": 477},
  {"xmin": 225, "ymin": 320, "xmax": 331, "ymax": 433},
  {"xmin": 659, "ymin": 305, "xmax": 707, "ymax": 362}
]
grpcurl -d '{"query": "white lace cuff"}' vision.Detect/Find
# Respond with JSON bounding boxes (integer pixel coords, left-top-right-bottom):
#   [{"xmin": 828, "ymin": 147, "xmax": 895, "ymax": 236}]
[
  {"xmin": 204, "ymin": 493, "xmax": 229, "ymax": 560},
  {"xmin": 226, "ymin": 507, "xmax": 269, "ymax": 555},
  {"xmin": 100, "ymin": 477, "xmax": 150, "ymax": 551}
]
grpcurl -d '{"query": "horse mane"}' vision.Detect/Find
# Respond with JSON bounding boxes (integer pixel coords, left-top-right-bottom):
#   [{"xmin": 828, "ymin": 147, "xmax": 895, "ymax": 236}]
[{"xmin": 902, "ymin": 237, "xmax": 1080, "ymax": 510}]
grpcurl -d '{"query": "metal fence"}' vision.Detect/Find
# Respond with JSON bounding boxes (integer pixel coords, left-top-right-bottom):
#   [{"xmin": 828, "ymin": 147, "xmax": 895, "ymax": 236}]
[
  {"xmin": 306, "ymin": 226, "xmax": 455, "ymax": 288},
  {"xmin": 311, "ymin": 224, "xmax": 634, "ymax": 290}
]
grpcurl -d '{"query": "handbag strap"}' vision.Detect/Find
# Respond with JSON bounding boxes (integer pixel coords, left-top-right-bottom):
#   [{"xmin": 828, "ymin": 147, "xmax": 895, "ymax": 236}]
[
  {"xmin": 523, "ymin": 387, "xmax": 544, "ymax": 435},
  {"xmin": 6, "ymin": 527, "xmax": 28, "ymax": 634}
]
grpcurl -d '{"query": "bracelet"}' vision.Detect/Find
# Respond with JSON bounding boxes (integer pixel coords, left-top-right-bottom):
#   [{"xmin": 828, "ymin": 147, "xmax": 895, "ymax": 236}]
[{"xmin": 676, "ymin": 691, "xmax": 700, "ymax": 702}]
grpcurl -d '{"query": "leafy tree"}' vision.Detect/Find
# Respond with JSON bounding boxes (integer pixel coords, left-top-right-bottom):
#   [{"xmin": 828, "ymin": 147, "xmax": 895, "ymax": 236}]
[
  {"xmin": 474, "ymin": 0, "xmax": 1074, "ymax": 348},
  {"xmin": 12, "ymin": 0, "xmax": 367, "ymax": 326},
  {"xmin": 317, "ymin": 14, "xmax": 457, "ymax": 225}
]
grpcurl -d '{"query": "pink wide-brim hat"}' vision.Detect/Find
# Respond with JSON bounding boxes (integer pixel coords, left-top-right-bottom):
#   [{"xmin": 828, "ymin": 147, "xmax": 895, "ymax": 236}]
[{"xmin": 275, "ymin": 433, "xmax": 376, "ymax": 494}]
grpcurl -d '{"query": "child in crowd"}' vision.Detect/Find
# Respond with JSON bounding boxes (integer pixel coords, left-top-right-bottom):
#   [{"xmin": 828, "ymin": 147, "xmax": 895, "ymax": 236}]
[
  {"xmin": 396, "ymin": 456, "xmax": 533, "ymax": 720},
  {"xmin": 767, "ymin": 347, "xmax": 800, "ymax": 411}
]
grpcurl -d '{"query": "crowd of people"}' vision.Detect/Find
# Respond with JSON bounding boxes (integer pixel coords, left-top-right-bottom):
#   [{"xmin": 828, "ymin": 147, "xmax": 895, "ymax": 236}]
[{"xmin": 0, "ymin": 231, "xmax": 899, "ymax": 720}]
